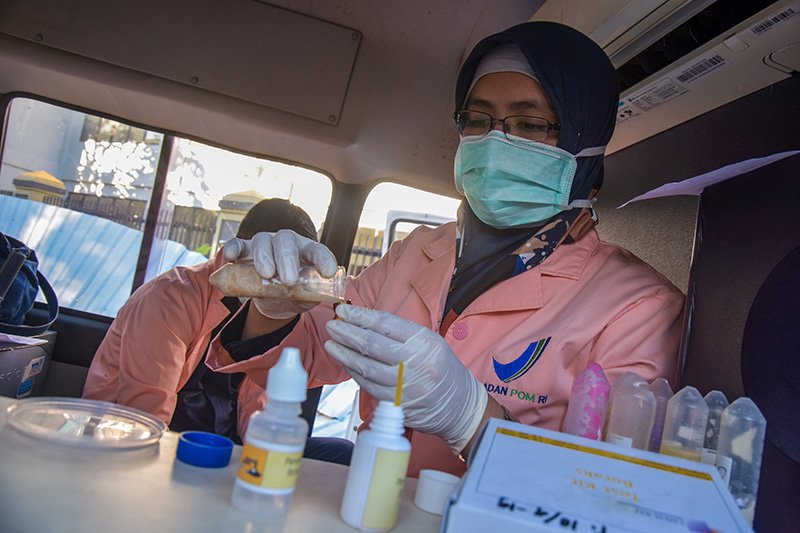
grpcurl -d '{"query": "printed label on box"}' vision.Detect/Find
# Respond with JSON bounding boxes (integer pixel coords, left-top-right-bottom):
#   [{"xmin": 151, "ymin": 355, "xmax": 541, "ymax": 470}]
[{"xmin": 444, "ymin": 421, "xmax": 750, "ymax": 533}]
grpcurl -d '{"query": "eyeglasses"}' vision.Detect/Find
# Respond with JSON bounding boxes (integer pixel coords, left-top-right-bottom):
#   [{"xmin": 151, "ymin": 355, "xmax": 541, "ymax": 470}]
[{"xmin": 453, "ymin": 110, "xmax": 560, "ymax": 142}]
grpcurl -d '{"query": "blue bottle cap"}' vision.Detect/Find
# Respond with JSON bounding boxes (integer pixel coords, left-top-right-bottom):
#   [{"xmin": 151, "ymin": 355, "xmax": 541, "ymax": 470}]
[{"xmin": 176, "ymin": 431, "xmax": 234, "ymax": 468}]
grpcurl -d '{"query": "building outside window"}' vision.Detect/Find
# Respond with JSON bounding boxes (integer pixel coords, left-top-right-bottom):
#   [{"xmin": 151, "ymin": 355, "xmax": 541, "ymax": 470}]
[{"xmin": 0, "ymin": 97, "xmax": 332, "ymax": 316}]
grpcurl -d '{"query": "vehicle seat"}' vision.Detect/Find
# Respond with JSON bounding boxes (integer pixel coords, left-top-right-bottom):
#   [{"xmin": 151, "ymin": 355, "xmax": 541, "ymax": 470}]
[{"xmin": 679, "ymin": 154, "xmax": 800, "ymax": 532}]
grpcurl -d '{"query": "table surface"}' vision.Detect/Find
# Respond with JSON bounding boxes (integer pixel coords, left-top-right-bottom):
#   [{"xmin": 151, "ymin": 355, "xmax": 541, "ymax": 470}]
[{"xmin": 0, "ymin": 396, "xmax": 441, "ymax": 533}]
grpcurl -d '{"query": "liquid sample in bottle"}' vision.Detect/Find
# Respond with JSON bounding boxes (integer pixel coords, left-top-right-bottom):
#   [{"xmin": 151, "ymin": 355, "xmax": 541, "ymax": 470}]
[
  {"xmin": 648, "ymin": 377, "xmax": 674, "ymax": 452},
  {"xmin": 715, "ymin": 397, "xmax": 767, "ymax": 525},
  {"xmin": 648, "ymin": 377, "xmax": 673, "ymax": 452},
  {"xmin": 659, "ymin": 386, "xmax": 709, "ymax": 462},
  {"xmin": 232, "ymin": 347, "xmax": 309, "ymax": 517},
  {"xmin": 604, "ymin": 372, "xmax": 656, "ymax": 450},
  {"xmin": 210, "ymin": 263, "xmax": 347, "ymax": 303},
  {"xmin": 701, "ymin": 390, "xmax": 729, "ymax": 464},
  {"xmin": 562, "ymin": 363, "xmax": 610, "ymax": 440},
  {"xmin": 602, "ymin": 372, "xmax": 637, "ymax": 440},
  {"xmin": 340, "ymin": 401, "xmax": 411, "ymax": 531}
]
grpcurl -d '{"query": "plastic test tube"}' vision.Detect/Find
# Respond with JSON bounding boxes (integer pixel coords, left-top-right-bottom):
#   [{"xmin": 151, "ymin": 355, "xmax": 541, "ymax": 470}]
[
  {"xmin": 659, "ymin": 386, "xmax": 709, "ymax": 461},
  {"xmin": 701, "ymin": 390, "xmax": 729, "ymax": 464},
  {"xmin": 715, "ymin": 397, "xmax": 767, "ymax": 525},
  {"xmin": 604, "ymin": 372, "xmax": 656, "ymax": 450},
  {"xmin": 648, "ymin": 377, "xmax": 673, "ymax": 452}
]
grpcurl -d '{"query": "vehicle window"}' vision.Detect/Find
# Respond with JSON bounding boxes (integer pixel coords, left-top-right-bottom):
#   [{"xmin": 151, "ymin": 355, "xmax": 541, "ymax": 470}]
[
  {"xmin": 347, "ymin": 182, "xmax": 459, "ymax": 276},
  {"xmin": 151, "ymin": 138, "xmax": 332, "ymax": 278},
  {"xmin": 0, "ymin": 97, "xmax": 332, "ymax": 316}
]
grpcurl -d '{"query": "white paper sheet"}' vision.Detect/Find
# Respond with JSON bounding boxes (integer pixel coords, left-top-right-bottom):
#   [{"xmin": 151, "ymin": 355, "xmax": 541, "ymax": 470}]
[
  {"xmin": 0, "ymin": 333, "xmax": 48, "ymax": 347},
  {"xmin": 618, "ymin": 150, "xmax": 800, "ymax": 208}
]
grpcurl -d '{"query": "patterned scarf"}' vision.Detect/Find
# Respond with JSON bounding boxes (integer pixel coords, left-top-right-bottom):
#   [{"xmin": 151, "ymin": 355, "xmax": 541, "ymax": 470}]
[{"xmin": 440, "ymin": 201, "xmax": 595, "ymax": 334}]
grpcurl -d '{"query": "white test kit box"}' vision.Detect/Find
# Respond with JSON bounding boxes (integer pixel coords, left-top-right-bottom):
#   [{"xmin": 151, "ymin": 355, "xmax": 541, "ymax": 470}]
[{"xmin": 442, "ymin": 418, "xmax": 752, "ymax": 532}]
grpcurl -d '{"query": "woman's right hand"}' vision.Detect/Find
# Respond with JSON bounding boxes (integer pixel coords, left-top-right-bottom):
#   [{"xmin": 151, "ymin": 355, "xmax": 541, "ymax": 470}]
[{"xmin": 222, "ymin": 229, "xmax": 338, "ymax": 319}]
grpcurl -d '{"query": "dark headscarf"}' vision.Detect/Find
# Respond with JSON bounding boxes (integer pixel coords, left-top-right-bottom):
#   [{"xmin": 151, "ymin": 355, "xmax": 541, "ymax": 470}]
[
  {"xmin": 442, "ymin": 22, "xmax": 619, "ymax": 322},
  {"xmin": 454, "ymin": 21, "xmax": 619, "ymax": 200}
]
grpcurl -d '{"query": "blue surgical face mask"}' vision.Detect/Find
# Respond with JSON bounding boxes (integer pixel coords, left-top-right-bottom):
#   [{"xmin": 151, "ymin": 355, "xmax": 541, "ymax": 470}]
[{"xmin": 454, "ymin": 131, "xmax": 605, "ymax": 229}]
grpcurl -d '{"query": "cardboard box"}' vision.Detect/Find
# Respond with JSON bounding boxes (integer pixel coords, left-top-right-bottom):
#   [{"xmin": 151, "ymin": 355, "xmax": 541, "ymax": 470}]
[
  {"xmin": 0, "ymin": 330, "xmax": 56, "ymax": 399},
  {"xmin": 443, "ymin": 418, "xmax": 752, "ymax": 532}
]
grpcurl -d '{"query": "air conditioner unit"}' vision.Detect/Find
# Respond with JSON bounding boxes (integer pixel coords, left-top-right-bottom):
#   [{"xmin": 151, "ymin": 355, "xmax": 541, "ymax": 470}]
[{"xmin": 532, "ymin": 0, "xmax": 800, "ymax": 153}]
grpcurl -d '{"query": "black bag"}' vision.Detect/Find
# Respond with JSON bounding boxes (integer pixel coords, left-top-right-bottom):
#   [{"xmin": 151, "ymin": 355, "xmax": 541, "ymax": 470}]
[{"xmin": 0, "ymin": 232, "xmax": 58, "ymax": 336}]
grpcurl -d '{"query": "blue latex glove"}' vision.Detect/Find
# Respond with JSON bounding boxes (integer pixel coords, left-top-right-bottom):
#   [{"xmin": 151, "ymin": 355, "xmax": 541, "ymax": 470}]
[{"xmin": 325, "ymin": 304, "xmax": 487, "ymax": 453}]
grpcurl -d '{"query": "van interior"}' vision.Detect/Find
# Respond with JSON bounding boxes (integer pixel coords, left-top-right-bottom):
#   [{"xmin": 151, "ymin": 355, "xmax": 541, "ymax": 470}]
[{"xmin": 1, "ymin": 1, "xmax": 798, "ymax": 530}]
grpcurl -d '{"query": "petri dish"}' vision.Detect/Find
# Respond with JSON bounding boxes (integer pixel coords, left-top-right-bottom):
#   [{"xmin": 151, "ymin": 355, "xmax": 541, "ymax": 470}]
[{"xmin": 5, "ymin": 397, "xmax": 166, "ymax": 449}]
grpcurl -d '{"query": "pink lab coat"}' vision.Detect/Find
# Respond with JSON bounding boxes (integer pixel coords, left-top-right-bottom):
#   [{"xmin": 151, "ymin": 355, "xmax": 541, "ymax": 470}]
[
  {"xmin": 82, "ymin": 252, "xmax": 264, "ymax": 435},
  {"xmin": 207, "ymin": 223, "xmax": 685, "ymax": 476}
]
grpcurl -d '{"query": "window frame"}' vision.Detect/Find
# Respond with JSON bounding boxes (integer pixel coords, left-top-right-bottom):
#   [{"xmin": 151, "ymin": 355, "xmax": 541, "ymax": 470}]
[
  {"xmin": 347, "ymin": 180, "xmax": 460, "ymax": 272},
  {"xmin": 0, "ymin": 91, "xmax": 336, "ymax": 319}
]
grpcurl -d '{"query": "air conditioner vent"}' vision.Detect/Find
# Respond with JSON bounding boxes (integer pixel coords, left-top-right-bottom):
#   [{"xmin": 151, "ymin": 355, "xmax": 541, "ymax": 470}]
[
  {"xmin": 617, "ymin": 0, "xmax": 777, "ymax": 92},
  {"xmin": 532, "ymin": 0, "xmax": 799, "ymax": 153}
]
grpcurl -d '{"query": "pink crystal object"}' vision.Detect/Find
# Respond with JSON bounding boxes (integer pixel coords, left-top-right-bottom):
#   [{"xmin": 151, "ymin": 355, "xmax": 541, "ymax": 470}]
[{"xmin": 562, "ymin": 363, "xmax": 611, "ymax": 439}]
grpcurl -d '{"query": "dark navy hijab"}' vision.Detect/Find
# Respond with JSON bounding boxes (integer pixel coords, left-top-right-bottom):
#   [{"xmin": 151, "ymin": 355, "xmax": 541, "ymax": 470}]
[
  {"xmin": 454, "ymin": 21, "xmax": 619, "ymax": 200},
  {"xmin": 443, "ymin": 22, "xmax": 619, "ymax": 321}
]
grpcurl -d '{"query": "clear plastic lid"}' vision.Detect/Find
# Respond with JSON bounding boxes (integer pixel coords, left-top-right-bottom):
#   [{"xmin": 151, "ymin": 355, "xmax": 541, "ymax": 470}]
[{"xmin": 5, "ymin": 397, "xmax": 166, "ymax": 449}]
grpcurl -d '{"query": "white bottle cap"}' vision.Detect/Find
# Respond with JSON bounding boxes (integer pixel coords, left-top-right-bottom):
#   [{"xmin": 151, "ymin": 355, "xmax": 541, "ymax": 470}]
[
  {"xmin": 413, "ymin": 469, "xmax": 461, "ymax": 515},
  {"xmin": 266, "ymin": 347, "xmax": 308, "ymax": 402}
]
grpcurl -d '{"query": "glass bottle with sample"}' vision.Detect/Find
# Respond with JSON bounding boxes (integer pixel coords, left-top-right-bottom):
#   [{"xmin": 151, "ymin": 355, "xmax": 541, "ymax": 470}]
[
  {"xmin": 659, "ymin": 386, "xmax": 709, "ymax": 461},
  {"xmin": 701, "ymin": 390, "xmax": 729, "ymax": 465},
  {"xmin": 715, "ymin": 397, "xmax": 767, "ymax": 525},
  {"xmin": 604, "ymin": 372, "xmax": 656, "ymax": 450},
  {"xmin": 648, "ymin": 377, "xmax": 674, "ymax": 452},
  {"xmin": 210, "ymin": 263, "xmax": 348, "ymax": 303}
]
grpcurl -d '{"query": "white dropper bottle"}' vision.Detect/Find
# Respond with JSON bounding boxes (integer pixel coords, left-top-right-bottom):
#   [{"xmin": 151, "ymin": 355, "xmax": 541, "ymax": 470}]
[
  {"xmin": 232, "ymin": 347, "xmax": 308, "ymax": 517},
  {"xmin": 340, "ymin": 363, "xmax": 411, "ymax": 531}
]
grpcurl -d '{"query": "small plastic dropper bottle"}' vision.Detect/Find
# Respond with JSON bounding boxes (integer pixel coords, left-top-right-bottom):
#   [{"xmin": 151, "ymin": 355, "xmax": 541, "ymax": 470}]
[
  {"xmin": 341, "ymin": 362, "xmax": 410, "ymax": 531},
  {"xmin": 715, "ymin": 397, "xmax": 767, "ymax": 525},
  {"xmin": 562, "ymin": 363, "xmax": 610, "ymax": 440},
  {"xmin": 604, "ymin": 372, "xmax": 656, "ymax": 450},
  {"xmin": 659, "ymin": 386, "xmax": 709, "ymax": 461},
  {"xmin": 701, "ymin": 390, "xmax": 729, "ymax": 465},
  {"xmin": 232, "ymin": 347, "xmax": 309, "ymax": 517},
  {"xmin": 648, "ymin": 377, "xmax": 673, "ymax": 452},
  {"xmin": 340, "ymin": 400, "xmax": 411, "ymax": 531}
]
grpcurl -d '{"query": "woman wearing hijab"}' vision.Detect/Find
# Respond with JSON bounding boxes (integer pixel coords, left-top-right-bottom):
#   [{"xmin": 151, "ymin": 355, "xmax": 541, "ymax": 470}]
[{"xmin": 208, "ymin": 22, "xmax": 685, "ymax": 477}]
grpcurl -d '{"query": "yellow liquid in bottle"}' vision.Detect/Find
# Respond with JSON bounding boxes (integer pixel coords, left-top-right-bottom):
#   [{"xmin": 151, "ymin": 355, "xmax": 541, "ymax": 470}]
[{"xmin": 659, "ymin": 441, "xmax": 702, "ymax": 461}]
